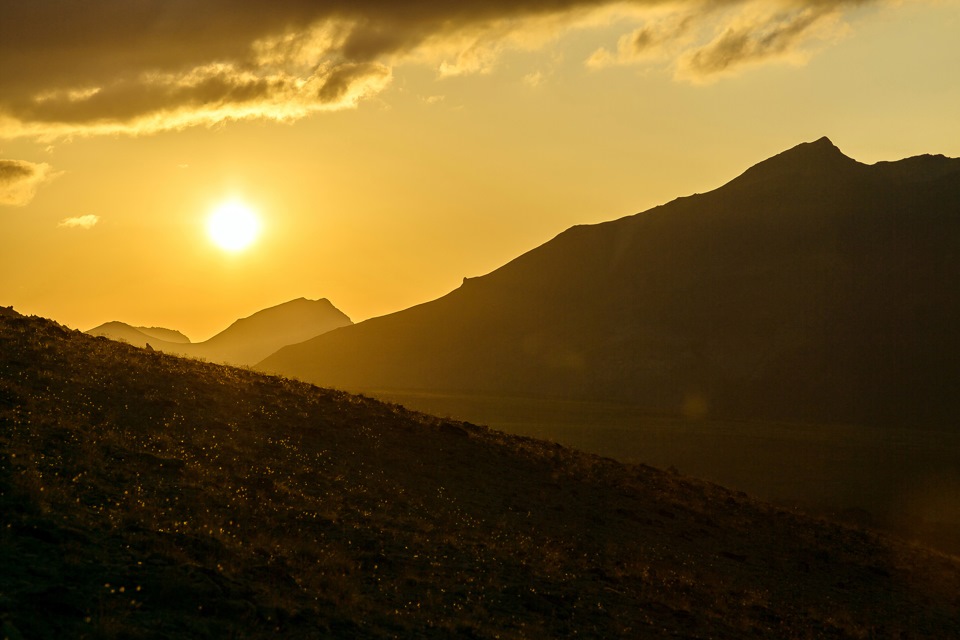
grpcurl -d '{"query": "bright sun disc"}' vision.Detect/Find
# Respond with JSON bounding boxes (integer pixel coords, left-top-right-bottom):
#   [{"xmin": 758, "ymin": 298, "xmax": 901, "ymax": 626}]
[{"xmin": 207, "ymin": 201, "xmax": 260, "ymax": 252}]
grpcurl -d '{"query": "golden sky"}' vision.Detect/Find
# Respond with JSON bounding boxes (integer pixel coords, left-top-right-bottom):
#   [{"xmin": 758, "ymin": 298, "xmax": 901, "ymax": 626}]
[{"xmin": 2, "ymin": 0, "xmax": 958, "ymax": 340}]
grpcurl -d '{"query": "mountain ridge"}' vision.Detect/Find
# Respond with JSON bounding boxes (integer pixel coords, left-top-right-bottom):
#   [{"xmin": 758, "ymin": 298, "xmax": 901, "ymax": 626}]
[
  {"xmin": 258, "ymin": 138, "xmax": 960, "ymax": 428},
  {"xmin": 136, "ymin": 325, "xmax": 191, "ymax": 344},
  {"xmin": 89, "ymin": 297, "xmax": 352, "ymax": 366},
  {"xmin": 87, "ymin": 321, "xmax": 191, "ymax": 344}
]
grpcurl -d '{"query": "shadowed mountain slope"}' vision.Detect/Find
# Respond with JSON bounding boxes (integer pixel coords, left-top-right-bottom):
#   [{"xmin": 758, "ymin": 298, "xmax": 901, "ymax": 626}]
[
  {"xmin": 259, "ymin": 138, "xmax": 960, "ymax": 428},
  {"xmin": 2, "ymin": 310, "xmax": 960, "ymax": 638},
  {"xmin": 89, "ymin": 297, "xmax": 352, "ymax": 366}
]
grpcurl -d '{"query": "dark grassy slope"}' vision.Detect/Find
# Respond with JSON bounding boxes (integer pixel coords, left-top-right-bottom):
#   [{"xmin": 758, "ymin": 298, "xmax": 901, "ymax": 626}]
[
  {"xmin": 2, "ymin": 311, "xmax": 960, "ymax": 638},
  {"xmin": 259, "ymin": 138, "xmax": 960, "ymax": 428}
]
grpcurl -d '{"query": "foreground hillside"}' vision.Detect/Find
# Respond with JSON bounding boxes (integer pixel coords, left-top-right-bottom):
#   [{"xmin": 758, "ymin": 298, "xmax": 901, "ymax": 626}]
[
  {"xmin": 260, "ymin": 138, "xmax": 960, "ymax": 429},
  {"xmin": 2, "ymin": 310, "xmax": 960, "ymax": 639}
]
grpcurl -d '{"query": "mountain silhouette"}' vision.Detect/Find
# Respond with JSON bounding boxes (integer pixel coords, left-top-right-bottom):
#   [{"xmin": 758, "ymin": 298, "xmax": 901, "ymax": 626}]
[
  {"xmin": 259, "ymin": 138, "xmax": 960, "ymax": 428},
  {"xmin": 90, "ymin": 298, "xmax": 352, "ymax": 366},
  {"xmin": 87, "ymin": 321, "xmax": 179, "ymax": 348},
  {"xmin": 137, "ymin": 326, "xmax": 191, "ymax": 344}
]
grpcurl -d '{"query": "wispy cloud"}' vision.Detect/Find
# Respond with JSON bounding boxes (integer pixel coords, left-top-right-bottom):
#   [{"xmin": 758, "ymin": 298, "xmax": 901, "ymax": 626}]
[
  {"xmin": 0, "ymin": 1, "xmax": 887, "ymax": 139},
  {"xmin": 587, "ymin": 11, "xmax": 698, "ymax": 69},
  {"xmin": 587, "ymin": 1, "xmax": 859, "ymax": 81},
  {"xmin": 0, "ymin": 159, "xmax": 55, "ymax": 206},
  {"xmin": 523, "ymin": 70, "xmax": 546, "ymax": 88},
  {"xmin": 676, "ymin": 3, "xmax": 851, "ymax": 83},
  {"xmin": 58, "ymin": 214, "xmax": 100, "ymax": 229}
]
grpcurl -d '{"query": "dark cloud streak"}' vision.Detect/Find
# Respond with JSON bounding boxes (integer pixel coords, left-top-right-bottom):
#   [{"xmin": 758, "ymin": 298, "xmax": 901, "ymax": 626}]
[{"xmin": 0, "ymin": 0, "xmax": 884, "ymax": 137}]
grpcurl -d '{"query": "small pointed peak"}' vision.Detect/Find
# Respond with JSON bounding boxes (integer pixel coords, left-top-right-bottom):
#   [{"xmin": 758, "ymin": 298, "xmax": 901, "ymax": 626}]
[
  {"xmin": 280, "ymin": 297, "xmax": 312, "ymax": 306},
  {"xmin": 730, "ymin": 136, "xmax": 857, "ymax": 187},
  {"xmin": 784, "ymin": 136, "xmax": 846, "ymax": 158}
]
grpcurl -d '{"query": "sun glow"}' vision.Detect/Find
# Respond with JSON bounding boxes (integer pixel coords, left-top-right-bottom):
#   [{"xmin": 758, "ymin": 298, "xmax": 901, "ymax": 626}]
[{"xmin": 207, "ymin": 201, "xmax": 261, "ymax": 252}]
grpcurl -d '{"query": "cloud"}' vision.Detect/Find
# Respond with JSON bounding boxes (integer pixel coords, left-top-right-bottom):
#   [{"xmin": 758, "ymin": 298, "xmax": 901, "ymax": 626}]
[
  {"xmin": 58, "ymin": 214, "xmax": 100, "ymax": 229},
  {"xmin": 586, "ymin": 11, "xmax": 698, "ymax": 69},
  {"xmin": 523, "ymin": 70, "xmax": 547, "ymax": 88},
  {"xmin": 676, "ymin": 3, "xmax": 851, "ymax": 82},
  {"xmin": 0, "ymin": 1, "xmax": 885, "ymax": 138},
  {"xmin": 3, "ymin": 59, "xmax": 392, "ymax": 138},
  {"xmin": 0, "ymin": 159, "xmax": 54, "ymax": 206},
  {"xmin": 586, "ymin": 1, "xmax": 864, "ymax": 80}
]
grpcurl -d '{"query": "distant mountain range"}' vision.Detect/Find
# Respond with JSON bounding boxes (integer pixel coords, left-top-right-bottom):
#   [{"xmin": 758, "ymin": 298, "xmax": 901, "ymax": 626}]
[
  {"xmin": 88, "ymin": 297, "xmax": 352, "ymax": 366},
  {"xmin": 86, "ymin": 322, "xmax": 191, "ymax": 347},
  {"xmin": 258, "ymin": 138, "xmax": 960, "ymax": 429}
]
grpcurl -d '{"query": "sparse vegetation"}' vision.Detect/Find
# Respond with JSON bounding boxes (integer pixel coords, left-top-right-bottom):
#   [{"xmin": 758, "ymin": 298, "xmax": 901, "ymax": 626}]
[
  {"xmin": 374, "ymin": 389, "xmax": 960, "ymax": 555},
  {"xmin": 2, "ymin": 311, "xmax": 960, "ymax": 638}
]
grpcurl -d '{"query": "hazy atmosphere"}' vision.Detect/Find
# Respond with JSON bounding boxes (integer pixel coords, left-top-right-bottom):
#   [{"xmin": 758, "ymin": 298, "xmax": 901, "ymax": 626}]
[
  {"xmin": 2, "ymin": 0, "xmax": 958, "ymax": 339},
  {"xmin": 4, "ymin": 3, "xmax": 960, "ymax": 637}
]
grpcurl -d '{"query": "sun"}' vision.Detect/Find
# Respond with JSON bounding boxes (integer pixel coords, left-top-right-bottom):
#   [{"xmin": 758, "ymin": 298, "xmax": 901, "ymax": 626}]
[{"xmin": 207, "ymin": 201, "xmax": 261, "ymax": 252}]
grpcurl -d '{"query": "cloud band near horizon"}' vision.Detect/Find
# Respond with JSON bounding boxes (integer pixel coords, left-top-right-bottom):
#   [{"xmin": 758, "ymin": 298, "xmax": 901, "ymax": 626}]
[{"xmin": 0, "ymin": 0, "xmax": 887, "ymax": 139}]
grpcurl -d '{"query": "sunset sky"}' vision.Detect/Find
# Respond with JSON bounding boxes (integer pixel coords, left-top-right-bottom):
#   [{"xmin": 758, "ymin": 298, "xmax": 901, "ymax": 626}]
[{"xmin": 2, "ymin": 0, "xmax": 958, "ymax": 341}]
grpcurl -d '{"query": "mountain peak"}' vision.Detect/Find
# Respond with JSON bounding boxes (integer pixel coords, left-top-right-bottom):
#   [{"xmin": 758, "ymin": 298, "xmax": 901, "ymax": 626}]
[
  {"xmin": 242, "ymin": 297, "xmax": 349, "ymax": 322},
  {"xmin": 807, "ymin": 135, "xmax": 837, "ymax": 148},
  {"xmin": 201, "ymin": 297, "xmax": 353, "ymax": 364},
  {"xmin": 767, "ymin": 136, "xmax": 853, "ymax": 164},
  {"xmin": 729, "ymin": 136, "xmax": 858, "ymax": 187}
]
